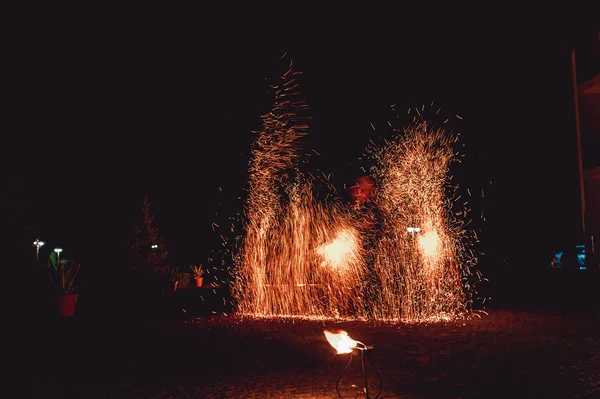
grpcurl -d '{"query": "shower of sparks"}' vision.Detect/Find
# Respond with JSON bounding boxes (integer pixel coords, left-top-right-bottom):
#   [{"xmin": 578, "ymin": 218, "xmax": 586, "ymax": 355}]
[
  {"xmin": 233, "ymin": 59, "xmax": 476, "ymax": 323},
  {"xmin": 236, "ymin": 183, "xmax": 366, "ymax": 319},
  {"xmin": 366, "ymin": 110, "xmax": 470, "ymax": 322},
  {"xmin": 232, "ymin": 58, "xmax": 366, "ymax": 320}
]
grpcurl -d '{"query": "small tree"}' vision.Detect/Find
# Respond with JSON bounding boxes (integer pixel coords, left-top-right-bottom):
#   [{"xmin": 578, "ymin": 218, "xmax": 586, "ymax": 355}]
[{"xmin": 130, "ymin": 194, "xmax": 168, "ymax": 274}]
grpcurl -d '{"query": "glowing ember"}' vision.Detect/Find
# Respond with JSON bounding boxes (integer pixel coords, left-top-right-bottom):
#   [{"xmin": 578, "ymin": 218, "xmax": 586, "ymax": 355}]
[
  {"xmin": 324, "ymin": 330, "xmax": 364, "ymax": 354},
  {"xmin": 316, "ymin": 228, "xmax": 362, "ymax": 273},
  {"xmin": 418, "ymin": 229, "xmax": 441, "ymax": 259}
]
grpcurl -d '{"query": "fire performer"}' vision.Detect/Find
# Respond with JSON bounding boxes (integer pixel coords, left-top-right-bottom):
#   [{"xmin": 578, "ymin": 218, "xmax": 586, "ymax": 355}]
[{"xmin": 348, "ymin": 175, "xmax": 383, "ymax": 318}]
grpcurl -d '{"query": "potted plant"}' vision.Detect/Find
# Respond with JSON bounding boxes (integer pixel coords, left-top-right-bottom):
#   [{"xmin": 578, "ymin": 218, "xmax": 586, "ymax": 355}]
[
  {"xmin": 190, "ymin": 264, "xmax": 204, "ymax": 287},
  {"xmin": 47, "ymin": 253, "xmax": 81, "ymax": 317}
]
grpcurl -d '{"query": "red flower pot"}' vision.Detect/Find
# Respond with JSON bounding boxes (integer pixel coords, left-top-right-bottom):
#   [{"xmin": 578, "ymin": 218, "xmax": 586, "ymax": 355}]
[
  {"xmin": 195, "ymin": 277, "xmax": 204, "ymax": 288},
  {"xmin": 58, "ymin": 293, "xmax": 79, "ymax": 317}
]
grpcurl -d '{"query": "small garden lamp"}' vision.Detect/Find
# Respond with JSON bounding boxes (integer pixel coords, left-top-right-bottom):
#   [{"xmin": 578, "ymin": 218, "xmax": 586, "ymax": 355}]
[
  {"xmin": 54, "ymin": 247, "xmax": 63, "ymax": 266},
  {"xmin": 407, "ymin": 226, "xmax": 421, "ymax": 237},
  {"xmin": 33, "ymin": 239, "xmax": 45, "ymax": 260}
]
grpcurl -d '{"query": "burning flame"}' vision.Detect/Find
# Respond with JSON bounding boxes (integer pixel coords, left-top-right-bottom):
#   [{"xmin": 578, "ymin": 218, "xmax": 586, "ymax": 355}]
[{"xmin": 324, "ymin": 330, "xmax": 364, "ymax": 354}]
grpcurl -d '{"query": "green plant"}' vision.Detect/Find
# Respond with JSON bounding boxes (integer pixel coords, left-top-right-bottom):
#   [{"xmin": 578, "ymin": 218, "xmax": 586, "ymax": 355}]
[
  {"xmin": 190, "ymin": 264, "xmax": 204, "ymax": 279},
  {"xmin": 47, "ymin": 256, "xmax": 80, "ymax": 294}
]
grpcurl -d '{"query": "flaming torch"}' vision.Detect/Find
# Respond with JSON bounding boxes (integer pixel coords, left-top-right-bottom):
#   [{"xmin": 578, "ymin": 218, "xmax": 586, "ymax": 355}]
[
  {"xmin": 324, "ymin": 329, "xmax": 364, "ymax": 354},
  {"xmin": 324, "ymin": 330, "xmax": 381, "ymax": 398}
]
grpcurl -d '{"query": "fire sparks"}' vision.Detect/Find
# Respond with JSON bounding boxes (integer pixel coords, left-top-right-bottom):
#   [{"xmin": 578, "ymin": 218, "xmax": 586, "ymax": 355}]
[
  {"xmin": 366, "ymin": 114, "xmax": 467, "ymax": 322},
  {"xmin": 232, "ymin": 59, "xmax": 476, "ymax": 323},
  {"xmin": 232, "ymin": 58, "xmax": 365, "ymax": 320}
]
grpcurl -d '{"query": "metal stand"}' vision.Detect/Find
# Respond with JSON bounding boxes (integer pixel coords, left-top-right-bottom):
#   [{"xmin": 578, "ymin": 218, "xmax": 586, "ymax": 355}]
[{"xmin": 335, "ymin": 345, "xmax": 382, "ymax": 399}]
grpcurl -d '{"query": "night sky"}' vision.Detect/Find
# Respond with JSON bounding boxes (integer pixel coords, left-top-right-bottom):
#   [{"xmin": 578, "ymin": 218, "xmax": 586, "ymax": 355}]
[{"xmin": 4, "ymin": 11, "xmax": 592, "ymax": 272}]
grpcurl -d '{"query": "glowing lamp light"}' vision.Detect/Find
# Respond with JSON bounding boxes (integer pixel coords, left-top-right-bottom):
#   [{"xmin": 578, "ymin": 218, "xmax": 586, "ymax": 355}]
[
  {"xmin": 407, "ymin": 226, "xmax": 421, "ymax": 236},
  {"xmin": 324, "ymin": 330, "xmax": 364, "ymax": 354},
  {"xmin": 54, "ymin": 247, "xmax": 63, "ymax": 266},
  {"xmin": 33, "ymin": 239, "xmax": 45, "ymax": 260},
  {"xmin": 151, "ymin": 244, "xmax": 158, "ymax": 249}
]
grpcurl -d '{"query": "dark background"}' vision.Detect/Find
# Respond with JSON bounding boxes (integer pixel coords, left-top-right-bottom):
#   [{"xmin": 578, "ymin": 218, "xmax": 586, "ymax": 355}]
[{"xmin": 3, "ymin": 9, "xmax": 596, "ymax": 284}]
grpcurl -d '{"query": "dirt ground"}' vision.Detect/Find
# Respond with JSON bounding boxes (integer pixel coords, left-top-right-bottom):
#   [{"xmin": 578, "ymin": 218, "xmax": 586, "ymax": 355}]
[{"xmin": 14, "ymin": 307, "xmax": 599, "ymax": 399}]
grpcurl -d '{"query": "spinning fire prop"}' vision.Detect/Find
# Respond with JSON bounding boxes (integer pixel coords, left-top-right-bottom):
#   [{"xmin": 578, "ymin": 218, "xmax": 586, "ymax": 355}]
[
  {"xmin": 232, "ymin": 58, "xmax": 478, "ymax": 322},
  {"xmin": 324, "ymin": 330, "xmax": 382, "ymax": 399}
]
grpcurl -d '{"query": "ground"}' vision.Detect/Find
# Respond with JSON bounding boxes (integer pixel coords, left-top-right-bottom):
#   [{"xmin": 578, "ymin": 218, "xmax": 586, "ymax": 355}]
[{"xmin": 16, "ymin": 307, "xmax": 600, "ymax": 399}]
